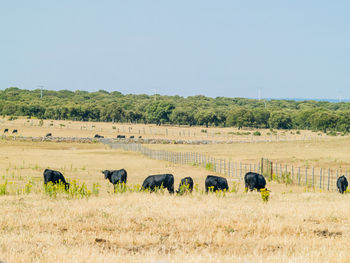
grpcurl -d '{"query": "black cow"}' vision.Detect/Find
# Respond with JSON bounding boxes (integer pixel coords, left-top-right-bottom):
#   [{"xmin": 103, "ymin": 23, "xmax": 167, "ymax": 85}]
[
  {"xmin": 46, "ymin": 133, "xmax": 52, "ymax": 137},
  {"xmin": 102, "ymin": 169, "xmax": 127, "ymax": 190},
  {"xmin": 244, "ymin": 172, "xmax": 266, "ymax": 192},
  {"xmin": 176, "ymin": 177, "xmax": 194, "ymax": 194},
  {"xmin": 138, "ymin": 136, "xmax": 142, "ymax": 138},
  {"xmin": 94, "ymin": 134, "xmax": 104, "ymax": 138},
  {"xmin": 43, "ymin": 169, "xmax": 70, "ymax": 190},
  {"xmin": 205, "ymin": 175, "xmax": 229, "ymax": 192},
  {"xmin": 3, "ymin": 128, "xmax": 8, "ymax": 133},
  {"xmin": 130, "ymin": 135, "xmax": 134, "ymax": 139},
  {"xmin": 12, "ymin": 129, "xmax": 18, "ymax": 134},
  {"xmin": 337, "ymin": 176, "xmax": 348, "ymax": 194},
  {"xmin": 117, "ymin": 135, "xmax": 126, "ymax": 139},
  {"xmin": 142, "ymin": 174, "xmax": 174, "ymax": 193}
]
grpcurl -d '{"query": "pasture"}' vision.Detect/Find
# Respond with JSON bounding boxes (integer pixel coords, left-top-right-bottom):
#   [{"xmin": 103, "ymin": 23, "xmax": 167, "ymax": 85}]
[
  {"xmin": 0, "ymin": 119, "xmax": 350, "ymax": 262},
  {"xmin": 0, "ymin": 117, "xmax": 333, "ymax": 142}
]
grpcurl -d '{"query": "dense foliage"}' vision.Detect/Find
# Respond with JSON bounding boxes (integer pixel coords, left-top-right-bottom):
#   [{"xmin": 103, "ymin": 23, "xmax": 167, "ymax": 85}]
[{"xmin": 1, "ymin": 87, "xmax": 350, "ymax": 132}]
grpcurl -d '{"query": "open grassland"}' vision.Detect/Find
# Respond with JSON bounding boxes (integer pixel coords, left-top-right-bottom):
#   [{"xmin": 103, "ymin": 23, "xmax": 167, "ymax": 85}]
[
  {"xmin": 1, "ymin": 141, "xmax": 350, "ymax": 262},
  {"xmin": 147, "ymin": 137, "xmax": 350, "ymax": 170},
  {"xmin": 2, "ymin": 191, "xmax": 350, "ymax": 263},
  {"xmin": 0, "ymin": 117, "xmax": 332, "ymax": 142}
]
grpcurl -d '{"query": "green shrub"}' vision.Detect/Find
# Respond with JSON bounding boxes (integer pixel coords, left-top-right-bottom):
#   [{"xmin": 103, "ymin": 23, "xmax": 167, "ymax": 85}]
[
  {"xmin": 260, "ymin": 188, "xmax": 270, "ymax": 203},
  {"xmin": 205, "ymin": 163, "xmax": 215, "ymax": 171},
  {"xmin": 253, "ymin": 131, "xmax": 261, "ymax": 136},
  {"xmin": 177, "ymin": 182, "xmax": 192, "ymax": 195},
  {"xmin": 0, "ymin": 181, "xmax": 8, "ymax": 195}
]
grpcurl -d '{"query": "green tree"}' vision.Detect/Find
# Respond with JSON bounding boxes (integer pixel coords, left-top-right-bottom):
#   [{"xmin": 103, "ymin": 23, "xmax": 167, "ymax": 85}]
[{"xmin": 269, "ymin": 111, "xmax": 293, "ymax": 129}]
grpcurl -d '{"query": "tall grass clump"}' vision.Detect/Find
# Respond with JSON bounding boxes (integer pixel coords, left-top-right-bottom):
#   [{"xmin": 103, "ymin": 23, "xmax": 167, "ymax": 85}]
[
  {"xmin": 260, "ymin": 188, "xmax": 270, "ymax": 203},
  {"xmin": 177, "ymin": 182, "xmax": 192, "ymax": 195},
  {"xmin": 0, "ymin": 180, "xmax": 8, "ymax": 195},
  {"xmin": 205, "ymin": 163, "xmax": 215, "ymax": 172}
]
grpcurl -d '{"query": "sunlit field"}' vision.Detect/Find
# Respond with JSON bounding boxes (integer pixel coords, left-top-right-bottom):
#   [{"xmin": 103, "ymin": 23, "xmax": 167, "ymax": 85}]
[
  {"xmin": 0, "ymin": 117, "xmax": 335, "ymax": 142},
  {"xmin": 1, "ymin": 119, "xmax": 350, "ymax": 262}
]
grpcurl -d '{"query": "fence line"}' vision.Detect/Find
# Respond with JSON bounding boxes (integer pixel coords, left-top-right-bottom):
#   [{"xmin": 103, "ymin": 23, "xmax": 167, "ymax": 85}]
[{"xmin": 102, "ymin": 140, "xmax": 345, "ymax": 192}]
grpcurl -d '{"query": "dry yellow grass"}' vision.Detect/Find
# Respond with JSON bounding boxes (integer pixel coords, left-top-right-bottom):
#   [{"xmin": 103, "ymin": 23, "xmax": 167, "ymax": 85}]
[
  {"xmin": 0, "ymin": 117, "xmax": 331, "ymax": 142},
  {"xmin": 147, "ymin": 137, "xmax": 350, "ymax": 170},
  {"xmin": 0, "ymin": 140, "xmax": 350, "ymax": 262}
]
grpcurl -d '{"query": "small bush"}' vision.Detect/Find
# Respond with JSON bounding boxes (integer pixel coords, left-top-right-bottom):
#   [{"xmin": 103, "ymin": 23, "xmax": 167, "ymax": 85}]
[
  {"xmin": 201, "ymin": 129, "xmax": 207, "ymax": 133},
  {"xmin": 39, "ymin": 119, "xmax": 44, "ymax": 127},
  {"xmin": 8, "ymin": 116, "xmax": 17, "ymax": 121},
  {"xmin": 253, "ymin": 131, "xmax": 261, "ymax": 136},
  {"xmin": 296, "ymin": 130, "xmax": 301, "ymax": 134},
  {"xmin": 24, "ymin": 181, "xmax": 33, "ymax": 194},
  {"xmin": 177, "ymin": 182, "xmax": 192, "ymax": 195},
  {"xmin": 205, "ymin": 163, "xmax": 215, "ymax": 171},
  {"xmin": 260, "ymin": 188, "xmax": 270, "ymax": 203},
  {"xmin": 112, "ymin": 126, "xmax": 116, "ymax": 130},
  {"xmin": 0, "ymin": 181, "xmax": 8, "ymax": 195}
]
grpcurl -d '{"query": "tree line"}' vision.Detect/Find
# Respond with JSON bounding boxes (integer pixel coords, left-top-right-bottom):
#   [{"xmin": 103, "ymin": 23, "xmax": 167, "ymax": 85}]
[{"xmin": 1, "ymin": 87, "xmax": 350, "ymax": 133}]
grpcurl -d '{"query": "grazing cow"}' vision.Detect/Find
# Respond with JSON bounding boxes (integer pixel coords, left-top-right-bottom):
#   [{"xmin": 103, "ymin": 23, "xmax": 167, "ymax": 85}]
[
  {"xmin": 94, "ymin": 134, "xmax": 104, "ymax": 138},
  {"xmin": 337, "ymin": 176, "xmax": 348, "ymax": 194},
  {"xmin": 43, "ymin": 169, "xmax": 70, "ymax": 190},
  {"xmin": 142, "ymin": 174, "xmax": 174, "ymax": 193},
  {"xmin": 138, "ymin": 136, "xmax": 142, "ymax": 139},
  {"xmin": 205, "ymin": 175, "xmax": 229, "ymax": 192},
  {"xmin": 12, "ymin": 129, "xmax": 18, "ymax": 134},
  {"xmin": 102, "ymin": 169, "xmax": 127, "ymax": 190},
  {"xmin": 46, "ymin": 133, "xmax": 52, "ymax": 137},
  {"xmin": 244, "ymin": 172, "xmax": 267, "ymax": 192},
  {"xmin": 176, "ymin": 177, "xmax": 194, "ymax": 194},
  {"xmin": 3, "ymin": 128, "xmax": 8, "ymax": 133},
  {"xmin": 130, "ymin": 135, "xmax": 134, "ymax": 139},
  {"xmin": 117, "ymin": 135, "xmax": 126, "ymax": 139}
]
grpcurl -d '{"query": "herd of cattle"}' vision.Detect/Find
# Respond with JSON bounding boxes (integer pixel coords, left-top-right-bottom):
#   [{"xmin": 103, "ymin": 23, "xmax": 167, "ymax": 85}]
[
  {"xmin": 3, "ymin": 128, "xmax": 138, "ymax": 140},
  {"xmin": 5, "ymin": 128, "xmax": 350, "ymax": 194},
  {"xmin": 43, "ymin": 168, "xmax": 350, "ymax": 194},
  {"xmin": 44, "ymin": 168, "xmax": 268, "ymax": 194}
]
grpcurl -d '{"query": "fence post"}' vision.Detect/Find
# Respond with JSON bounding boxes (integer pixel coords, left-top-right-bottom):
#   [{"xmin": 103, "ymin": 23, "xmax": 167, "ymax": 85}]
[
  {"xmin": 327, "ymin": 168, "xmax": 330, "ymax": 191},
  {"xmin": 312, "ymin": 167, "xmax": 314, "ymax": 187},
  {"xmin": 320, "ymin": 168, "xmax": 322, "ymax": 189},
  {"xmin": 240, "ymin": 162, "xmax": 242, "ymax": 180},
  {"xmin": 291, "ymin": 165, "xmax": 294, "ymax": 183},
  {"xmin": 279, "ymin": 164, "xmax": 282, "ymax": 181},
  {"xmin": 261, "ymin": 158, "xmax": 264, "ymax": 174},
  {"xmin": 298, "ymin": 167, "xmax": 301, "ymax": 185},
  {"xmin": 305, "ymin": 168, "xmax": 308, "ymax": 186}
]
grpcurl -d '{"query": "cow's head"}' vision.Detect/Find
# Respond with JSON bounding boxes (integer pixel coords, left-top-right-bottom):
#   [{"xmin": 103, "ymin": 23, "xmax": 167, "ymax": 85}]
[{"xmin": 102, "ymin": 170, "xmax": 111, "ymax": 179}]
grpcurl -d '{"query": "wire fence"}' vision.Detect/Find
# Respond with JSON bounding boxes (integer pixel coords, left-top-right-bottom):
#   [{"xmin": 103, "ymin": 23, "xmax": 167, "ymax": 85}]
[{"xmin": 102, "ymin": 140, "xmax": 346, "ymax": 192}]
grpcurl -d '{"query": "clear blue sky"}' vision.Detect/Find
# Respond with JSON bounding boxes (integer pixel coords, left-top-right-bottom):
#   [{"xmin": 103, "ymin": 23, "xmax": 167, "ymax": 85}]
[{"xmin": 1, "ymin": 1, "xmax": 349, "ymax": 99}]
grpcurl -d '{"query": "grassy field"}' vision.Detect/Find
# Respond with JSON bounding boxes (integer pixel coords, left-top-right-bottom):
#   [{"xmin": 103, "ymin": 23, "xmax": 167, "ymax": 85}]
[
  {"xmin": 0, "ymin": 117, "xmax": 333, "ymax": 142},
  {"xmin": 1, "ymin": 120, "xmax": 350, "ymax": 262},
  {"xmin": 147, "ymin": 137, "xmax": 350, "ymax": 170}
]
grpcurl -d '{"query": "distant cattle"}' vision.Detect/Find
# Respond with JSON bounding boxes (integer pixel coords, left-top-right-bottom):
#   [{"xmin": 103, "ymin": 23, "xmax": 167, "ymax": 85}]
[
  {"xmin": 138, "ymin": 136, "xmax": 142, "ymax": 139},
  {"xmin": 142, "ymin": 174, "xmax": 174, "ymax": 194},
  {"xmin": 102, "ymin": 169, "xmax": 127, "ymax": 191},
  {"xmin": 46, "ymin": 133, "xmax": 52, "ymax": 137},
  {"xmin": 94, "ymin": 134, "xmax": 104, "ymax": 138},
  {"xmin": 3, "ymin": 128, "xmax": 8, "ymax": 133},
  {"xmin": 337, "ymin": 176, "xmax": 348, "ymax": 194},
  {"xmin": 12, "ymin": 129, "xmax": 18, "ymax": 134},
  {"xmin": 117, "ymin": 135, "xmax": 126, "ymax": 139},
  {"xmin": 177, "ymin": 177, "xmax": 194, "ymax": 194},
  {"xmin": 130, "ymin": 135, "xmax": 134, "ymax": 139},
  {"xmin": 43, "ymin": 169, "xmax": 70, "ymax": 190},
  {"xmin": 244, "ymin": 172, "xmax": 267, "ymax": 192},
  {"xmin": 205, "ymin": 175, "xmax": 229, "ymax": 192}
]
